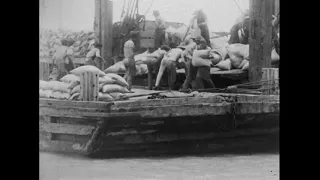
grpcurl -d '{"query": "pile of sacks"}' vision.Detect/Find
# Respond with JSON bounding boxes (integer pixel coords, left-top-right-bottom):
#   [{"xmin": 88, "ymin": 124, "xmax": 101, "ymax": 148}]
[
  {"xmin": 39, "ymin": 65, "xmax": 130, "ymax": 102},
  {"xmin": 104, "ymin": 49, "xmax": 167, "ymax": 75},
  {"xmin": 39, "ymin": 29, "xmax": 95, "ymax": 58}
]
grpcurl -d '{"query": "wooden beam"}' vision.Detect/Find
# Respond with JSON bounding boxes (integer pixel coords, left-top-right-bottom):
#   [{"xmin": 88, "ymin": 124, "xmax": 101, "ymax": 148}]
[
  {"xmin": 249, "ymin": 0, "xmax": 273, "ymax": 82},
  {"xmin": 39, "ymin": 122, "xmax": 95, "ymax": 136},
  {"xmin": 94, "ymin": 0, "xmax": 101, "ymax": 42},
  {"xmin": 100, "ymin": 0, "xmax": 113, "ymax": 68}
]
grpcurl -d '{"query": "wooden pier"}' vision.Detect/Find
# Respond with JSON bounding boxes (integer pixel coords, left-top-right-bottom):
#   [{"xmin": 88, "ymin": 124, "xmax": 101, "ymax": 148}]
[{"xmin": 39, "ymin": 92, "xmax": 279, "ymax": 156}]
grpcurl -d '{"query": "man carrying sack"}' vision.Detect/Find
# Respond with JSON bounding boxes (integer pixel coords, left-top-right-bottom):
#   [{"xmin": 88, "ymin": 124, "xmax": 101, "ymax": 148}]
[{"xmin": 49, "ymin": 39, "xmax": 74, "ymax": 81}]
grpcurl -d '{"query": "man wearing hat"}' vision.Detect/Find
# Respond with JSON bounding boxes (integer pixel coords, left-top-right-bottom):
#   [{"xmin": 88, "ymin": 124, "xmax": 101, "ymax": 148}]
[{"xmin": 153, "ymin": 10, "xmax": 167, "ymax": 50}]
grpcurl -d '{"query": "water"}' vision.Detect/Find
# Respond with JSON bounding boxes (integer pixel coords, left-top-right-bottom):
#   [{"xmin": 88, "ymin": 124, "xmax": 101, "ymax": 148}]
[{"xmin": 40, "ymin": 150, "xmax": 279, "ymax": 180}]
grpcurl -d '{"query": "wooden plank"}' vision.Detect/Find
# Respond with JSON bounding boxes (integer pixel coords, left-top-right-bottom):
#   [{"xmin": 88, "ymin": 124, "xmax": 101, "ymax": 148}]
[
  {"xmin": 80, "ymin": 71, "xmax": 99, "ymax": 101},
  {"xmin": 105, "ymin": 127, "xmax": 279, "ymax": 145},
  {"xmin": 81, "ymin": 120, "xmax": 106, "ymax": 155},
  {"xmin": 39, "ymin": 98, "xmax": 114, "ymax": 109},
  {"xmin": 40, "ymin": 100, "xmax": 279, "ymax": 118},
  {"xmin": 39, "ymin": 140, "xmax": 86, "ymax": 154},
  {"xmin": 237, "ymin": 102, "xmax": 279, "ymax": 114},
  {"xmin": 39, "ymin": 122, "xmax": 96, "ymax": 135},
  {"xmin": 39, "ymin": 62, "xmax": 50, "ymax": 81},
  {"xmin": 42, "ymin": 116, "xmax": 52, "ymax": 139},
  {"xmin": 249, "ymin": 0, "xmax": 273, "ymax": 82},
  {"xmin": 262, "ymin": 68, "xmax": 279, "ymax": 94},
  {"xmin": 113, "ymin": 95, "xmax": 224, "ymax": 108},
  {"xmin": 39, "ymin": 107, "xmax": 141, "ymax": 118}
]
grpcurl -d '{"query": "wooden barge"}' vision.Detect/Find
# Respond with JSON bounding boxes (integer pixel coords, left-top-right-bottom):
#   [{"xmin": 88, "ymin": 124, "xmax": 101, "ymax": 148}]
[
  {"xmin": 39, "ymin": 0, "xmax": 280, "ymax": 157},
  {"xmin": 39, "ymin": 92, "xmax": 279, "ymax": 157}
]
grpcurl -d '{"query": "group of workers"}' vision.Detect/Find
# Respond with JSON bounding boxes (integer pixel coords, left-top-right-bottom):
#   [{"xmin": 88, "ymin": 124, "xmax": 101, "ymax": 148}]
[
  {"xmin": 49, "ymin": 8, "xmax": 279, "ymax": 93},
  {"xmin": 122, "ymin": 9, "xmax": 218, "ymax": 91}
]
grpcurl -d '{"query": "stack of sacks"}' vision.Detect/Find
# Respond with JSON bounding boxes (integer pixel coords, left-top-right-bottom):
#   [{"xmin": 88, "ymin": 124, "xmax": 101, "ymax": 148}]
[
  {"xmin": 64, "ymin": 65, "xmax": 130, "ymax": 102},
  {"xmin": 39, "ymin": 80, "xmax": 71, "ymax": 100},
  {"xmin": 104, "ymin": 50, "xmax": 157, "ymax": 76},
  {"xmin": 165, "ymin": 25, "xmax": 201, "ymax": 46},
  {"xmin": 226, "ymin": 43, "xmax": 249, "ymax": 70},
  {"xmin": 136, "ymin": 49, "xmax": 167, "ymax": 65},
  {"xmin": 192, "ymin": 49, "xmax": 212, "ymax": 67},
  {"xmin": 104, "ymin": 61, "xmax": 149, "ymax": 76},
  {"xmin": 39, "ymin": 29, "xmax": 95, "ymax": 58},
  {"xmin": 214, "ymin": 43, "xmax": 249, "ymax": 71},
  {"xmin": 209, "ymin": 37, "xmax": 229, "ymax": 65}
]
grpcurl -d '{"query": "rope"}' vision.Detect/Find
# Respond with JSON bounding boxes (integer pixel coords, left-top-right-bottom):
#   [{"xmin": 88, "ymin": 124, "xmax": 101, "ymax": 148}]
[
  {"xmin": 232, "ymin": 0, "xmax": 243, "ymax": 14},
  {"xmin": 144, "ymin": 0, "xmax": 155, "ymax": 16}
]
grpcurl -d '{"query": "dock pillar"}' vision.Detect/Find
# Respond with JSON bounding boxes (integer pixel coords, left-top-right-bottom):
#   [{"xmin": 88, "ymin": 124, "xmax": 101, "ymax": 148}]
[
  {"xmin": 94, "ymin": 0, "xmax": 113, "ymax": 69},
  {"xmin": 79, "ymin": 72, "xmax": 99, "ymax": 101},
  {"xmin": 248, "ymin": 0, "xmax": 273, "ymax": 82}
]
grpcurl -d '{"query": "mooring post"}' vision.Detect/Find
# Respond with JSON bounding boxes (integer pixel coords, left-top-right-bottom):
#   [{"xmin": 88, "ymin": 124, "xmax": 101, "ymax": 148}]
[
  {"xmin": 79, "ymin": 71, "xmax": 99, "ymax": 101},
  {"xmin": 249, "ymin": 0, "xmax": 273, "ymax": 82}
]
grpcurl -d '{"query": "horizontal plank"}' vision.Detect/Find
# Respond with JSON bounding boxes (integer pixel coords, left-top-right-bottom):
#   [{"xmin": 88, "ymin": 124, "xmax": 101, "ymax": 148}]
[
  {"xmin": 237, "ymin": 102, "xmax": 280, "ymax": 114},
  {"xmin": 235, "ymin": 95, "xmax": 279, "ymax": 102},
  {"xmin": 39, "ymin": 140, "xmax": 87, "ymax": 154},
  {"xmin": 105, "ymin": 127, "xmax": 279, "ymax": 145},
  {"xmin": 39, "ymin": 122, "xmax": 96, "ymax": 135},
  {"xmin": 40, "ymin": 101, "xmax": 279, "ymax": 119},
  {"xmin": 113, "ymin": 95, "xmax": 224, "ymax": 108},
  {"xmin": 39, "ymin": 107, "xmax": 142, "ymax": 118},
  {"xmin": 39, "ymin": 98, "xmax": 114, "ymax": 109}
]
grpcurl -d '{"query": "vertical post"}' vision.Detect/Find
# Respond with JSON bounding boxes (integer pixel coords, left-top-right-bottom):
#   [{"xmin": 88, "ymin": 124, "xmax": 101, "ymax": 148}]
[
  {"xmin": 39, "ymin": 62, "xmax": 50, "ymax": 81},
  {"xmin": 94, "ymin": 0, "xmax": 101, "ymax": 42},
  {"xmin": 101, "ymin": 0, "xmax": 113, "ymax": 68},
  {"xmin": 248, "ymin": 0, "xmax": 273, "ymax": 82},
  {"xmin": 79, "ymin": 72, "xmax": 99, "ymax": 101},
  {"xmin": 275, "ymin": 0, "xmax": 280, "ymax": 15}
]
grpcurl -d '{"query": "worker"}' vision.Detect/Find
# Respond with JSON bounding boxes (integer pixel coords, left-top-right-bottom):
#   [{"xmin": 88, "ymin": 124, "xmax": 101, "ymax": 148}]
[
  {"xmin": 190, "ymin": 9, "xmax": 211, "ymax": 48},
  {"xmin": 123, "ymin": 31, "xmax": 138, "ymax": 91},
  {"xmin": 154, "ymin": 47, "xmax": 183, "ymax": 90},
  {"xmin": 85, "ymin": 42, "xmax": 103, "ymax": 69},
  {"xmin": 192, "ymin": 38, "xmax": 215, "ymax": 89},
  {"xmin": 179, "ymin": 36, "xmax": 198, "ymax": 91},
  {"xmin": 49, "ymin": 39, "xmax": 74, "ymax": 81},
  {"xmin": 147, "ymin": 45, "xmax": 171, "ymax": 90},
  {"xmin": 229, "ymin": 10, "xmax": 250, "ymax": 44},
  {"xmin": 153, "ymin": 10, "xmax": 167, "ymax": 49}
]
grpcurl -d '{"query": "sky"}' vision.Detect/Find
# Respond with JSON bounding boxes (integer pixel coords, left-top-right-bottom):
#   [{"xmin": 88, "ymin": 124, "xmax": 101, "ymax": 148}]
[{"xmin": 40, "ymin": 0, "xmax": 249, "ymax": 32}]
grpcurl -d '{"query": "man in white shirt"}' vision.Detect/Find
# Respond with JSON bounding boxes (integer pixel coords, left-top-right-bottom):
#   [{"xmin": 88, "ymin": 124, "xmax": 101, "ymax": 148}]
[
  {"xmin": 123, "ymin": 31, "xmax": 138, "ymax": 91},
  {"xmin": 153, "ymin": 10, "xmax": 166, "ymax": 50}
]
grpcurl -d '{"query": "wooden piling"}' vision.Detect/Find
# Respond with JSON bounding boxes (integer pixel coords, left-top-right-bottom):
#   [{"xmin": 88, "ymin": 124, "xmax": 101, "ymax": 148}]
[
  {"xmin": 262, "ymin": 68, "xmax": 279, "ymax": 95},
  {"xmin": 95, "ymin": 0, "xmax": 113, "ymax": 69},
  {"xmin": 249, "ymin": 0, "xmax": 273, "ymax": 82},
  {"xmin": 39, "ymin": 62, "xmax": 50, "ymax": 81},
  {"xmin": 79, "ymin": 72, "xmax": 99, "ymax": 101}
]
